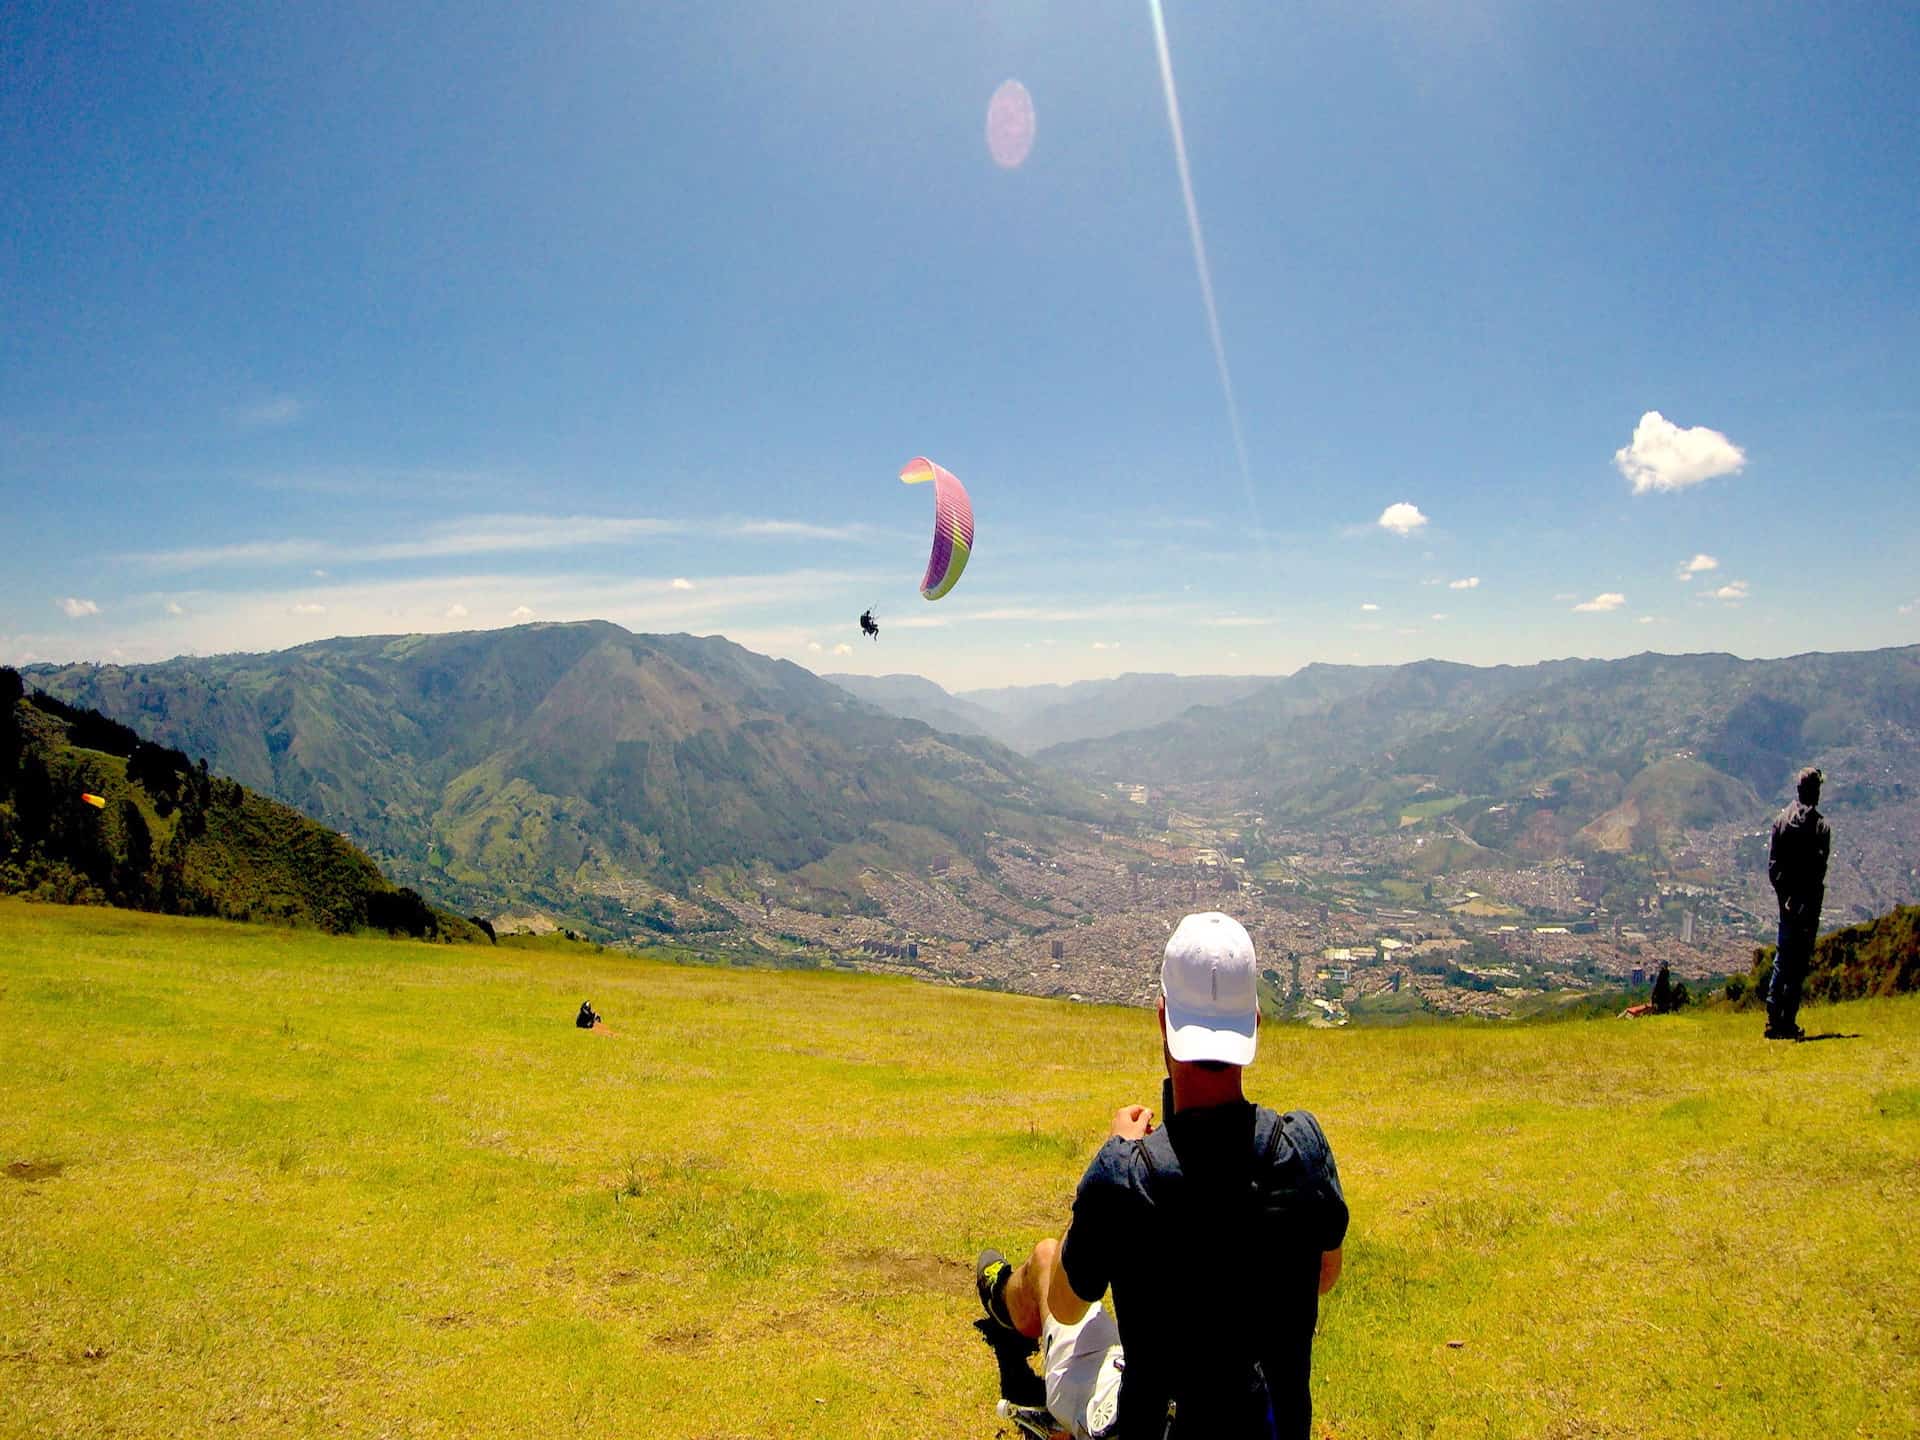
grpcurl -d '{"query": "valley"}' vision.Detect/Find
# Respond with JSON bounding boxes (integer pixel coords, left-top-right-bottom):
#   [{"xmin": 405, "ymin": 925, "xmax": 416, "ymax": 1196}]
[{"xmin": 25, "ymin": 631, "xmax": 1920, "ymax": 1022}]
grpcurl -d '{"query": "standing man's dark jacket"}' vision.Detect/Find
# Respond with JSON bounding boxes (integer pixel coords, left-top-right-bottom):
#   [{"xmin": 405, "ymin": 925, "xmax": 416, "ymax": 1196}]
[{"xmin": 1768, "ymin": 801, "xmax": 1831, "ymax": 913}]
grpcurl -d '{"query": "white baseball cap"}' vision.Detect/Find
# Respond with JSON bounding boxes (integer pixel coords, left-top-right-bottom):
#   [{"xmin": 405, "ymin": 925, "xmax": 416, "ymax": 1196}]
[{"xmin": 1162, "ymin": 911, "xmax": 1259, "ymax": 1066}]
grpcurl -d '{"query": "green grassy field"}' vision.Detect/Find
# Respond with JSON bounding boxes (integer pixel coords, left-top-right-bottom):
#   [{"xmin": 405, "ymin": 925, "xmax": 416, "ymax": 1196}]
[{"xmin": 4, "ymin": 898, "xmax": 1918, "ymax": 1439}]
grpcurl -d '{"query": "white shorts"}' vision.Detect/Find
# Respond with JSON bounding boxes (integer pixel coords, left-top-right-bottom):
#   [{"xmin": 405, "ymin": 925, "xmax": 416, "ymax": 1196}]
[{"xmin": 1042, "ymin": 1302, "xmax": 1124, "ymax": 1440}]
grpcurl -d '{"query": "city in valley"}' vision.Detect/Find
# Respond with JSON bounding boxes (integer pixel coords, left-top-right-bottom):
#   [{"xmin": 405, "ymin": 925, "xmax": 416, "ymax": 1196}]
[{"xmin": 605, "ymin": 782, "xmax": 1799, "ymax": 1024}]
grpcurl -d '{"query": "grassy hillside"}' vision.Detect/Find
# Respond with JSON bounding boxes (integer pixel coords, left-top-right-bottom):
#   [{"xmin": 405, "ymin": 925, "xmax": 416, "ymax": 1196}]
[
  {"xmin": 4, "ymin": 900, "xmax": 1917, "ymax": 1438},
  {"xmin": 1, "ymin": 675, "xmax": 484, "ymax": 942}
]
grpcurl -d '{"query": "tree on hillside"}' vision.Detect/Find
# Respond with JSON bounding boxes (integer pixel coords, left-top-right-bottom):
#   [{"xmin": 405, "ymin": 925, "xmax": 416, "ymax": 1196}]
[
  {"xmin": 0, "ymin": 667, "xmax": 22, "ymax": 775},
  {"xmin": 114, "ymin": 799, "xmax": 154, "ymax": 908}
]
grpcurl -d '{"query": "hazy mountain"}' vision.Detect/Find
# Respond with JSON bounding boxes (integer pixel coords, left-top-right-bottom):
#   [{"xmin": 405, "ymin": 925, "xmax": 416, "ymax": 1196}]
[
  {"xmin": 954, "ymin": 672, "xmax": 1282, "ymax": 752},
  {"xmin": 27, "ymin": 624, "xmax": 1118, "ymax": 932},
  {"xmin": 1, "ymin": 669, "xmax": 484, "ymax": 940},
  {"xmin": 1044, "ymin": 646, "xmax": 1920, "ymax": 908},
  {"xmin": 822, "ymin": 673, "xmax": 1000, "ymax": 740}
]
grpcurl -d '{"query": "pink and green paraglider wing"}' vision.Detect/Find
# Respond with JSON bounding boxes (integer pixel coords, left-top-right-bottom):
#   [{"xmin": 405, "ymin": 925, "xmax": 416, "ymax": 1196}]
[{"xmin": 900, "ymin": 457, "xmax": 973, "ymax": 601}]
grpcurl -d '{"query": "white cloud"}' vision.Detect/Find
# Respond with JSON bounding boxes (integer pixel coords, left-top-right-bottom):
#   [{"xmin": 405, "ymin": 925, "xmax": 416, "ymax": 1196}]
[
  {"xmin": 1091, "ymin": 641, "xmax": 1122, "ymax": 651},
  {"xmin": 1614, "ymin": 411, "xmax": 1746, "ymax": 494},
  {"xmin": 1203, "ymin": 616, "xmax": 1271, "ymax": 628},
  {"xmin": 57, "ymin": 597, "xmax": 100, "ymax": 618},
  {"xmin": 1573, "ymin": 592, "xmax": 1627, "ymax": 613},
  {"xmin": 508, "ymin": 605, "xmax": 535, "ymax": 622},
  {"xmin": 1430, "ymin": 613, "xmax": 1449, "ymax": 622},
  {"xmin": 445, "ymin": 604, "xmax": 470, "ymax": 620},
  {"xmin": 164, "ymin": 601, "xmax": 186, "ymax": 617},
  {"xmin": 1553, "ymin": 592, "xmax": 1578, "ymax": 602},
  {"xmin": 1376, "ymin": 502, "xmax": 1429, "ymax": 536},
  {"xmin": 1360, "ymin": 602, "xmax": 1381, "ymax": 612},
  {"xmin": 670, "ymin": 578, "xmax": 694, "ymax": 591},
  {"xmin": 231, "ymin": 394, "xmax": 305, "ymax": 429},
  {"xmin": 1677, "ymin": 553, "xmax": 1719, "ymax": 581},
  {"xmin": 132, "ymin": 514, "xmax": 684, "ymax": 572},
  {"xmin": 1638, "ymin": 616, "xmax": 1656, "ymax": 624},
  {"xmin": 128, "ymin": 513, "xmax": 892, "ymax": 575},
  {"xmin": 1448, "ymin": 577, "xmax": 1480, "ymax": 590},
  {"xmin": 956, "ymin": 602, "xmax": 1191, "ymax": 625},
  {"xmin": 1902, "ymin": 599, "xmax": 1919, "ymax": 616},
  {"xmin": 734, "ymin": 519, "xmax": 872, "ymax": 542},
  {"xmin": 832, "ymin": 642, "xmax": 853, "ymax": 656},
  {"xmin": 806, "ymin": 641, "xmax": 823, "ymax": 653},
  {"xmin": 1710, "ymin": 580, "xmax": 1751, "ymax": 602},
  {"xmin": 287, "ymin": 602, "xmax": 326, "ymax": 616}
]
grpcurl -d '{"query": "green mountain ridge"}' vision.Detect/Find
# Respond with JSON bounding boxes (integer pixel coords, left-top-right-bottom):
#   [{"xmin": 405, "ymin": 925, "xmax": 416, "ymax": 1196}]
[{"xmin": 26, "ymin": 624, "xmax": 1122, "ymax": 933}]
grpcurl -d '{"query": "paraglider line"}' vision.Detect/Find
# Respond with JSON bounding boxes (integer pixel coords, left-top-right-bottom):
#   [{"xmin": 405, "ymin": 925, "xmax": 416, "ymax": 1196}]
[{"xmin": 1147, "ymin": 0, "xmax": 1265, "ymax": 550}]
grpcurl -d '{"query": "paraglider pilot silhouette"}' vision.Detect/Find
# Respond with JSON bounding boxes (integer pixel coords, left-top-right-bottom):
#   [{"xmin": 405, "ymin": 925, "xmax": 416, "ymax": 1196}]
[{"xmin": 859, "ymin": 609, "xmax": 879, "ymax": 641}]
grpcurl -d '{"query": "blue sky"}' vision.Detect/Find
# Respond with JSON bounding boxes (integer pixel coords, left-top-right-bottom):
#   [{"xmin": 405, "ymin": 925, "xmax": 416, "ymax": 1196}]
[{"xmin": 4, "ymin": 0, "xmax": 1916, "ymax": 690}]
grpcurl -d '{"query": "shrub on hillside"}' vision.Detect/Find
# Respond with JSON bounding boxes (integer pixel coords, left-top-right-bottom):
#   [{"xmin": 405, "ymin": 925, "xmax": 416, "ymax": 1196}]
[
  {"xmin": 366, "ymin": 886, "xmax": 438, "ymax": 938},
  {"xmin": 1744, "ymin": 906, "xmax": 1920, "ymax": 1006}
]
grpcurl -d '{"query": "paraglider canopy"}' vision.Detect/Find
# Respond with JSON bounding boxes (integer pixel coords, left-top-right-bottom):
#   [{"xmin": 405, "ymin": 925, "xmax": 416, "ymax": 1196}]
[
  {"xmin": 80, "ymin": 792, "xmax": 107, "ymax": 810},
  {"xmin": 900, "ymin": 457, "xmax": 973, "ymax": 601}
]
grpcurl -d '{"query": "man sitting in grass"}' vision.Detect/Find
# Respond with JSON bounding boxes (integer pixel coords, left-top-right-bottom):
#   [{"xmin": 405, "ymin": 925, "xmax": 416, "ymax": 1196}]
[{"xmin": 975, "ymin": 912, "xmax": 1348, "ymax": 1440}]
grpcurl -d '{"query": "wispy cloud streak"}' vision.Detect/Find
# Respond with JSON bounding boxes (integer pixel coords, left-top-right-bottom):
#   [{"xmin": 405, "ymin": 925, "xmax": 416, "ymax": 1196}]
[
  {"xmin": 1147, "ymin": 0, "xmax": 1262, "ymax": 551},
  {"xmin": 129, "ymin": 514, "xmax": 891, "ymax": 573}
]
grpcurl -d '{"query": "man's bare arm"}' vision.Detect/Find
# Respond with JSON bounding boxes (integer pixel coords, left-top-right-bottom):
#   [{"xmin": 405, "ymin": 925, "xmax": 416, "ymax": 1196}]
[{"xmin": 1319, "ymin": 1247, "xmax": 1342, "ymax": 1295}]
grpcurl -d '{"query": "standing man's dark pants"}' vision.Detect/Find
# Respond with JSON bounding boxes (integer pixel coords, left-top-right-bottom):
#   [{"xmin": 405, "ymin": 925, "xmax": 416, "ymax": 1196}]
[{"xmin": 1768, "ymin": 903, "xmax": 1818, "ymax": 1035}]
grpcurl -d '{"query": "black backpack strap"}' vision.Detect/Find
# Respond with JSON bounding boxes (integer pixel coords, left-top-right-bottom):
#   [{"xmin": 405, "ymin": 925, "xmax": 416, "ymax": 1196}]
[
  {"xmin": 1140, "ymin": 1120, "xmax": 1181, "ymax": 1185},
  {"xmin": 1253, "ymin": 1105, "xmax": 1284, "ymax": 1169}
]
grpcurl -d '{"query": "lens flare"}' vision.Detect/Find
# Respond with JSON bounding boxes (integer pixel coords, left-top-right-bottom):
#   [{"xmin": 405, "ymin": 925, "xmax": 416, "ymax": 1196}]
[{"xmin": 986, "ymin": 79, "xmax": 1036, "ymax": 169}]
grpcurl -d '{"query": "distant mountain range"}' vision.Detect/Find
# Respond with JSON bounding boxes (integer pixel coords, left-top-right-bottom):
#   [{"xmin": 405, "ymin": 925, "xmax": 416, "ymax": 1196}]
[
  {"xmin": 825, "ymin": 671, "xmax": 1277, "ymax": 753},
  {"xmin": 1038, "ymin": 647, "xmax": 1920, "ymax": 919},
  {"xmin": 27, "ymin": 630, "xmax": 1920, "ymax": 940},
  {"xmin": 27, "ymin": 625, "xmax": 1119, "ymax": 931}
]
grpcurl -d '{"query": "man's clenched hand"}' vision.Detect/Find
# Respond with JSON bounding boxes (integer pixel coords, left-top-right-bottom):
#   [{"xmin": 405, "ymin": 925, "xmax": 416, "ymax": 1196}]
[{"xmin": 1111, "ymin": 1104, "xmax": 1155, "ymax": 1140}]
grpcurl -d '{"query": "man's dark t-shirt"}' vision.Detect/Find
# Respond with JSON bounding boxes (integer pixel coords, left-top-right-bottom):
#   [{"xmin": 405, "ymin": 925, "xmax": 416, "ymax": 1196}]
[{"xmin": 1059, "ymin": 1097, "xmax": 1348, "ymax": 1439}]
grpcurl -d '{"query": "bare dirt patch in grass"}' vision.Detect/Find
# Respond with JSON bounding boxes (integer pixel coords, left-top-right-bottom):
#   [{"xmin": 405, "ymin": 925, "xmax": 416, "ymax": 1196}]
[
  {"xmin": 848, "ymin": 1247, "xmax": 967, "ymax": 1292},
  {"xmin": 652, "ymin": 1326, "xmax": 712, "ymax": 1352},
  {"xmin": 5, "ymin": 1159, "xmax": 65, "ymax": 1181}
]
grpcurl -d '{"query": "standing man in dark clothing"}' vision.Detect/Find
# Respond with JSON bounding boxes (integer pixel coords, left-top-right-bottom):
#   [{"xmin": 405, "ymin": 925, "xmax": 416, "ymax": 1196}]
[
  {"xmin": 975, "ymin": 912, "xmax": 1348, "ymax": 1439},
  {"xmin": 1766, "ymin": 767, "xmax": 1833, "ymax": 1040}
]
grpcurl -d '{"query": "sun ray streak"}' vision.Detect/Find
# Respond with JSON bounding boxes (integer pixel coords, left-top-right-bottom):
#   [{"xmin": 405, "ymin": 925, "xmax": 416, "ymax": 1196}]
[{"xmin": 1147, "ymin": 0, "xmax": 1266, "ymax": 555}]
